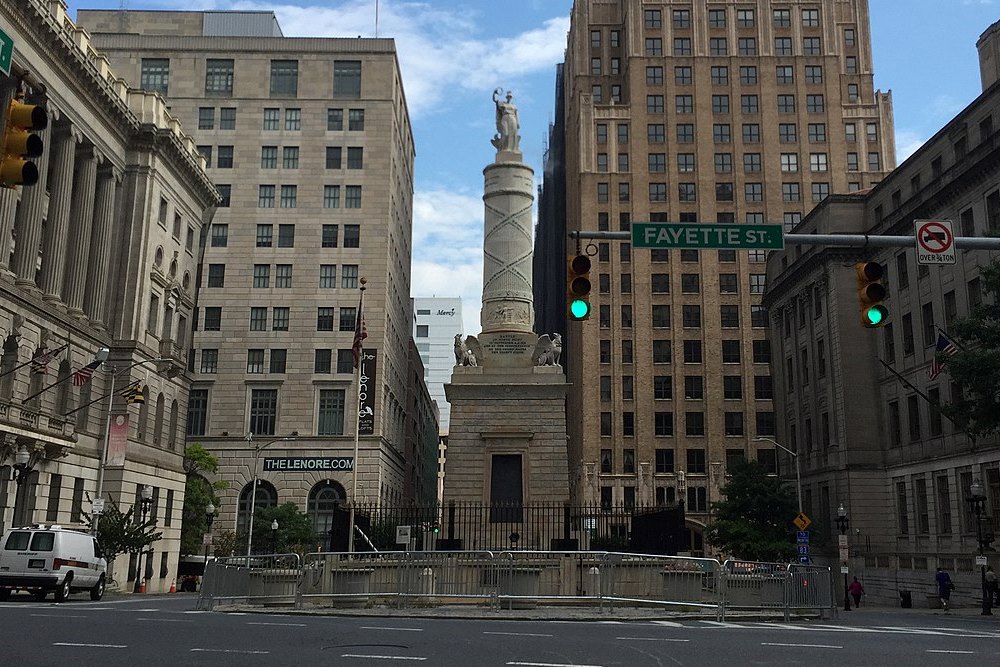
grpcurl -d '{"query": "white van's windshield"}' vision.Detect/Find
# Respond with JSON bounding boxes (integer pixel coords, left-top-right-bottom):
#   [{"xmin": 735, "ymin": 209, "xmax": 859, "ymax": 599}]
[
  {"xmin": 3, "ymin": 531, "xmax": 31, "ymax": 550},
  {"xmin": 29, "ymin": 533, "xmax": 55, "ymax": 551}
]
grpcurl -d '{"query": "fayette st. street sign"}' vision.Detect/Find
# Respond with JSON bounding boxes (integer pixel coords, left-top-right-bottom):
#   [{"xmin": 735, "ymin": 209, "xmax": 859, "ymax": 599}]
[{"xmin": 632, "ymin": 223, "xmax": 785, "ymax": 250}]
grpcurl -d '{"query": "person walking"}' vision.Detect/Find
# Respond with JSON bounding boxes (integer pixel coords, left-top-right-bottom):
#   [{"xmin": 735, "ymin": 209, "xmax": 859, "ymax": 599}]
[
  {"xmin": 935, "ymin": 567, "xmax": 954, "ymax": 611},
  {"xmin": 848, "ymin": 576, "xmax": 865, "ymax": 608},
  {"xmin": 986, "ymin": 566, "xmax": 998, "ymax": 606}
]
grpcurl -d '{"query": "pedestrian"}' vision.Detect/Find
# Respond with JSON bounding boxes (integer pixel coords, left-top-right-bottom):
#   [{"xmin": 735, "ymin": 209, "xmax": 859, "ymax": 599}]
[
  {"xmin": 935, "ymin": 567, "xmax": 954, "ymax": 611},
  {"xmin": 986, "ymin": 566, "xmax": 998, "ymax": 606},
  {"xmin": 848, "ymin": 576, "xmax": 865, "ymax": 608}
]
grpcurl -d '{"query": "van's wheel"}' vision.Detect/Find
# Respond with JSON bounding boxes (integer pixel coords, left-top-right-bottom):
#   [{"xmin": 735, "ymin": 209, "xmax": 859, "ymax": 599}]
[
  {"xmin": 54, "ymin": 574, "xmax": 72, "ymax": 602},
  {"xmin": 0, "ymin": 589, "xmax": 9, "ymax": 601},
  {"xmin": 90, "ymin": 575, "xmax": 105, "ymax": 601}
]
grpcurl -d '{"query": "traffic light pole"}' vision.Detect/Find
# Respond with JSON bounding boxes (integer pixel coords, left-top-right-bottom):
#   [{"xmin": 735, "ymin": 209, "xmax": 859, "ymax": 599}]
[{"xmin": 570, "ymin": 230, "xmax": 1000, "ymax": 250}]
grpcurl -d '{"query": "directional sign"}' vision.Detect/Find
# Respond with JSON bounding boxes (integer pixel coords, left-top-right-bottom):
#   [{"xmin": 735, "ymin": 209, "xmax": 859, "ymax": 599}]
[
  {"xmin": 798, "ymin": 545, "xmax": 810, "ymax": 555},
  {"xmin": 632, "ymin": 223, "xmax": 784, "ymax": 250},
  {"xmin": 796, "ymin": 531, "xmax": 810, "ymax": 545},
  {"xmin": 915, "ymin": 219, "xmax": 956, "ymax": 265},
  {"xmin": 0, "ymin": 28, "xmax": 12, "ymax": 77},
  {"xmin": 799, "ymin": 555, "xmax": 811, "ymax": 564},
  {"xmin": 793, "ymin": 512, "xmax": 812, "ymax": 531}
]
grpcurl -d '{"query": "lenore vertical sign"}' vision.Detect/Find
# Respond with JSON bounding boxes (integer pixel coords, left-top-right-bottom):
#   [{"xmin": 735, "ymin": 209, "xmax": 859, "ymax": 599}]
[{"xmin": 358, "ymin": 349, "xmax": 376, "ymax": 435}]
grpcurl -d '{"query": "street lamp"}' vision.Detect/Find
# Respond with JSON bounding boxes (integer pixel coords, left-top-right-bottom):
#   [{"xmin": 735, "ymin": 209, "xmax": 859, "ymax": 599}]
[
  {"xmin": 204, "ymin": 502, "xmax": 217, "ymax": 573},
  {"xmin": 969, "ymin": 479, "xmax": 993, "ymax": 616},
  {"xmin": 245, "ymin": 433, "xmax": 296, "ymax": 557},
  {"xmin": 835, "ymin": 503, "xmax": 851, "ymax": 612},
  {"xmin": 271, "ymin": 519, "xmax": 279, "ymax": 554},
  {"xmin": 753, "ymin": 436, "xmax": 801, "ymax": 513},
  {"xmin": 12, "ymin": 445, "xmax": 35, "ymax": 527},
  {"xmin": 133, "ymin": 485, "xmax": 154, "ymax": 594}
]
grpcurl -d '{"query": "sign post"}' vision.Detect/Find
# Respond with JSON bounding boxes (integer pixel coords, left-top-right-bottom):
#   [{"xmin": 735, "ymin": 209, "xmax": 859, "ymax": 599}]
[
  {"xmin": 632, "ymin": 223, "xmax": 784, "ymax": 250},
  {"xmin": 915, "ymin": 220, "xmax": 956, "ymax": 265},
  {"xmin": 0, "ymin": 28, "xmax": 13, "ymax": 77}
]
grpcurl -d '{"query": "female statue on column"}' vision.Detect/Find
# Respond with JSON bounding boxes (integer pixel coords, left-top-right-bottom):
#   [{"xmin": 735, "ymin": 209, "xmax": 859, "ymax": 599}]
[{"xmin": 491, "ymin": 87, "xmax": 520, "ymax": 153}]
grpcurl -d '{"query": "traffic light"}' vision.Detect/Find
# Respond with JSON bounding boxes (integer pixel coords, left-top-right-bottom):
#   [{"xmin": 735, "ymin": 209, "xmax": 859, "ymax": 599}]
[
  {"xmin": 567, "ymin": 253, "xmax": 592, "ymax": 321},
  {"xmin": 0, "ymin": 98, "xmax": 48, "ymax": 187},
  {"xmin": 855, "ymin": 262, "xmax": 888, "ymax": 328},
  {"xmin": 431, "ymin": 522, "xmax": 440, "ymax": 535}
]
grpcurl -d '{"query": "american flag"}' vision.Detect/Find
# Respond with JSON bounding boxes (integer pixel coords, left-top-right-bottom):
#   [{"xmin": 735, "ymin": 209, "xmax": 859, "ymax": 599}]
[
  {"xmin": 30, "ymin": 346, "xmax": 55, "ymax": 375},
  {"xmin": 928, "ymin": 333, "xmax": 960, "ymax": 380},
  {"xmin": 352, "ymin": 295, "xmax": 368, "ymax": 369},
  {"xmin": 72, "ymin": 359, "xmax": 103, "ymax": 386}
]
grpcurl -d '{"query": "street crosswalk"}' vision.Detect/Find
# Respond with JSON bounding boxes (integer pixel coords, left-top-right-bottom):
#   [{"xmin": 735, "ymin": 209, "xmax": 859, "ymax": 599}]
[{"xmin": 651, "ymin": 619, "xmax": 1000, "ymax": 639}]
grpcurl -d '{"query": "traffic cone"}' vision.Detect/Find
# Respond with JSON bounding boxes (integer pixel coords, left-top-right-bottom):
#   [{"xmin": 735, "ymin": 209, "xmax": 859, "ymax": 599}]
[
  {"xmin": 169, "ymin": 579, "xmax": 176, "ymax": 594},
  {"xmin": 139, "ymin": 580, "xmax": 146, "ymax": 594}
]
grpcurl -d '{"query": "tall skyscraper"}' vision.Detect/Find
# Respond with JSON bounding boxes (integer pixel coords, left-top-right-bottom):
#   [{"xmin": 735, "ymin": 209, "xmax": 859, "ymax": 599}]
[
  {"xmin": 412, "ymin": 297, "xmax": 463, "ymax": 434},
  {"xmin": 537, "ymin": 0, "xmax": 894, "ymax": 553},
  {"xmin": 80, "ymin": 10, "xmax": 417, "ymax": 538}
]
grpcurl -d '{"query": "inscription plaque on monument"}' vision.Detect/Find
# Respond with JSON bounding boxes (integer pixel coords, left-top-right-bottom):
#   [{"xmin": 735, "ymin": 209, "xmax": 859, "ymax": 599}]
[{"xmin": 483, "ymin": 334, "xmax": 533, "ymax": 356}]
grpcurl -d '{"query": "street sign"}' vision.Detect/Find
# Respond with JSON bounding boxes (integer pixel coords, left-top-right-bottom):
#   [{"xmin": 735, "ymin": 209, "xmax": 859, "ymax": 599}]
[
  {"xmin": 793, "ymin": 512, "xmax": 812, "ymax": 531},
  {"xmin": 841, "ymin": 565, "xmax": 849, "ymax": 574},
  {"xmin": 395, "ymin": 525, "xmax": 411, "ymax": 545},
  {"xmin": 91, "ymin": 498, "xmax": 105, "ymax": 515},
  {"xmin": 202, "ymin": 534, "xmax": 212, "ymax": 546},
  {"xmin": 915, "ymin": 219, "xmax": 956, "ymax": 265},
  {"xmin": 798, "ymin": 545, "xmax": 810, "ymax": 555},
  {"xmin": 0, "ymin": 28, "xmax": 12, "ymax": 77},
  {"xmin": 798, "ymin": 555, "xmax": 810, "ymax": 564},
  {"xmin": 632, "ymin": 223, "xmax": 784, "ymax": 250},
  {"xmin": 976, "ymin": 555, "xmax": 988, "ymax": 567},
  {"xmin": 838, "ymin": 534, "xmax": 848, "ymax": 546},
  {"xmin": 796, "ymin": 531, "xmax": 810, "ymax": 544},
  {"xmin": 839, "ymin": 546, "xmax": 850, "ymax": 561}
]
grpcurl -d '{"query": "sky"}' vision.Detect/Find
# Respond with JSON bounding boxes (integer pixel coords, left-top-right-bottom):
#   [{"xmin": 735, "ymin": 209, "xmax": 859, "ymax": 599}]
[{"xmin": 66, "ymin": 0, "xmax": 1000, "ymax": 336}]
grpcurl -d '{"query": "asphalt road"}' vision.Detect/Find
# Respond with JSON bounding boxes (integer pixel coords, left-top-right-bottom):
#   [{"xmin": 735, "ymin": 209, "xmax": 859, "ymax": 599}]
[{"xmin": 2, "ymin": 594, "xmax": 999, "ymax": 666}]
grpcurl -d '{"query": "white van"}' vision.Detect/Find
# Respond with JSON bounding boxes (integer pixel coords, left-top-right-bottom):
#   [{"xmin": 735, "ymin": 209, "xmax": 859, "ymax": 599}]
[{"xmin": 0, "ymin": 525, "xmax": 107, "ymax": 601}]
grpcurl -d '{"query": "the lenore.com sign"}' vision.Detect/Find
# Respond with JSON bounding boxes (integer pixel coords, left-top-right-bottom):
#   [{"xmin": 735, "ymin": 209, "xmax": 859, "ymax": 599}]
[
  {"xmin": 263, "ymin": 457, "xmax": 354, "ymax": 472},
  {"xmin": 358, "ymin": 349, "xmax": 376, "ymax": 435}
]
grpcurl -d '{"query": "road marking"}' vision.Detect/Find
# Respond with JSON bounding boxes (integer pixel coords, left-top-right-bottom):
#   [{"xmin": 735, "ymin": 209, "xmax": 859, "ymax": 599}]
[
  {"xmin": 341, "ymin": 655, "xmax": 427, "ymax": 661},
  {"xmin": 927, "ymin": 650, "xmax": 975, "ymax": 654},
  {"xmin": 53, "ymin": 643, "xmax": 127, "ymax": 649},
  {"xmin": 506, "ymin": 663, "xmax": 604, "ymax": 667},
  {"xmin": 249, "ymin": 622, "xmax": 307, "ymax": 627},
  {"xmin": 183, "ymin": 610, "xmax": 208, "ymax": 614},
  {"xmin": 700, "ymin": 621, "xmax": 747, "ymax": 628},
  {"xmin": 190, "ymin": 648, "xmax": 270, "ymax": 654},
  {"xmin": 360, "ymin": 626, "xmax": 425, "ymax": 632},
  {"xmin": 138, "ymin": 617, "xmax": 192, "ymax": 622},
  {"xmin": 484, "ymin": 631, "xmax": 554, "ymax": 638},
  {"xmin": 134, "ymin": 608, "xmax": 160, "ymax": 612},
  {"xmin": 32, "ymin": 614, "xmax": 88, "ymax": 619},
  {"xmin": 761, "ymin": 642, "xmax": 843, "ymax": 649},
  {"xmin": 616, "ymin": 637, "xmax": 690, "ymax": 643},
  {"xmin": 650, "ymin": 620, "xmax": 685, "ymax": 628}
]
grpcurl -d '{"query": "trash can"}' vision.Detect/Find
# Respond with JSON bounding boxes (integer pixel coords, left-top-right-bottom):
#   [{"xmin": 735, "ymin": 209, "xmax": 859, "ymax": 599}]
[{"xmin": 899, "ymin": 590, "xmax": 912, "ymax": 608}]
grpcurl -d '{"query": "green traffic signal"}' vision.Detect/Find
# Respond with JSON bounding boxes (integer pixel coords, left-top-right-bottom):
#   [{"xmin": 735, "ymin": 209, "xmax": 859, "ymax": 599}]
[
  {"xmin": 866, "ymin": 305, "xmax": 888, "ymax": 326},
  {"xmin": 570, "ymin": 299, "xmax": 591, "ymax": 320}
]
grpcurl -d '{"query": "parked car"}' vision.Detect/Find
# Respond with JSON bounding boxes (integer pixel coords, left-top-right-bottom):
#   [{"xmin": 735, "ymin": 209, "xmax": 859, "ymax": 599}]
[{"xmin": 0, "ymin": 525, "xmax": 107, "ymax": 601}]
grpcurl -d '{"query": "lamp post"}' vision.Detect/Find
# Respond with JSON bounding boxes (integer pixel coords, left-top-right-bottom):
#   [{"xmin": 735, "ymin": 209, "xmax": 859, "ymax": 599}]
[
  {"xmin": 133, "ymin": 485, "xmax": 154, "ymax": 594},
  {"xmin": 204, "ymin": 502, "xmax": 217, "ymax": 571},
  {"xmin": 245, "ymin": 434, "xmax": 296, "ymax": 557},
  {"xmin": 753, "ymin": 436, "xmax": 801, "ymax": 513},
  {"xmin": 969, "ymin": 479, "xmax": 993, "ymax": 616},
  {"xmin": 12, "ymin": 445, "xmax": 36, "ymax": 527},
  {"xmin": 835, "ymin": 503, "xmax": 851, "ymax": 611},
  {"xmin": 271, "ymin": 519, "xmax": 279, "ymax": 554}
]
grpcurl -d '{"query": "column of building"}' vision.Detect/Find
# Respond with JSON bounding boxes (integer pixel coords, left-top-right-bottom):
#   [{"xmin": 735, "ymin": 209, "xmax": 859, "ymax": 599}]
[
  {"xmin": 62, "ymin": 147, "xmax": 99, "ymax": 317},
  {"xmin": 37, "ymin": 123, "xmax": 80, "ymax": 304},
  {"xmin": 10, "ymin": 118, "xmax": 52, "ymax": 288},
  {"xmin": 84, "ymin": 165, "xmax": 121, "ymax": 329}
]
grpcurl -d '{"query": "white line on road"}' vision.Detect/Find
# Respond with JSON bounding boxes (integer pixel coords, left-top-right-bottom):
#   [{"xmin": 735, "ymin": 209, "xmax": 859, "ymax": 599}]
[
  {"xmin": 248, "ymin": 622, "xmax": 307, "ymax": 627},
  {"xmin": 506, "ymin": 662, "xmax": 604, "ymax": 667},
  {"xmin": 699, "ymin": 621, "xmax": 747, "ymax": 628},
  {"xmin": 927, "ymin": 650, "xmax": 975, "ymax": 654},
  {"xmin": 134, "ymin": 608, "xmax": 160, "ymax": 612},
  {"xmin": 484, "ymin": 631, "xmax": 554, "ymax": 638},
  {"xmin": 616, "ymin": 637, "xmax": 690, "ymax": 643},
  {"xmin": 31, "ymin": 614, "xmax": 88, "ymax": 619},
  {"xmin": 761, "ymin": 642, "xmax": 843, "ymax": 650},
  {"xmin": 190, "ymin": 648, "xmax": 270, "ymax": 654},
  {"xmin": 138, "ymin": 617, "xmax": 193, "ymax": 622},
  {"xmin": 53, "ymin": 643, "xmax": 127, "ymax": 649},
  {"xmin": 650, "ymin": 620, "xmax": 685, "ymax": 627},
  {"xmin": 360, "ymin": 626, "xmax": 425, "ymax": 632},
  {"xmin": 341, "ymin": 655, "xmax": 427, "ymax": 661}
]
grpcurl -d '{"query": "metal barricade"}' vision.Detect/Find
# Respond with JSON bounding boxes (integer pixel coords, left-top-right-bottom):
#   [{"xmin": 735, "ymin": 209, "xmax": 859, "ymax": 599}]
[
  {"xmin": 493, "ymin": 551, "xmax": 610, "ymax": 610},
  {"xmin": 720, "ymin": 560, "xmax": 788, "ymax": 617},
  {"xmin": 600, "ymin": 552, "xmax": 723, "ymax": 618},
  {"xmin": 784, "ymin": 564, "xmax": 834, "ymax": 620},
  {"xmin": 196, "ymin": 554, "xmax": 301, "ymax": 611}
]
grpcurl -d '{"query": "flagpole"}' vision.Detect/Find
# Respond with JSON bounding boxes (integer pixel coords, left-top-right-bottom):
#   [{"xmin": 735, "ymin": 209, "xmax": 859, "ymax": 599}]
[
  {"xmin": 22, "ymin": 344, "xmax": 89, "ymax": 403},
  {"xmin": 0, "ymin": 342, "xmax": 69, "ymax": 381},
  {"xmin": 348, "ymin": 277, "xmax": 367, "ymax": 554},
  {"xmin": 375, "ymin": 0, "xmax": 379, "ymax": 38}
]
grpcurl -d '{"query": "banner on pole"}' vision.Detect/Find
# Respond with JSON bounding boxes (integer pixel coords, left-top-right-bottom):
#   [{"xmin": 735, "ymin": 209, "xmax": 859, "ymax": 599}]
[
  {"xmin": 358, "ymin": 349, "xmax": 376, "ymax": 435},
  {"xmin": 106, "ymin": 413, "xmax": 129, "ymax": 468}
]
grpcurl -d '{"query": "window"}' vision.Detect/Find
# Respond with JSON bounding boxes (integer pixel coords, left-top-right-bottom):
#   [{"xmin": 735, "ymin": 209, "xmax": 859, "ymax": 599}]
[
  {"xmin": 709, "ymin": 8, "xmax": 726, "ymax": 27},
  {"xmin": 803, "ymin": 37, "xmax": 821, "ymax": 55},
  {"xmin": 777, "ymin": 95, "xmax": 795, "ymax": 113},
  {"xmin": 187, "ymin": 389, "xmax": 208, "ymax": 436},
  {"xmin": 712, "ymin": 95, "xmax": 730, "ymax": 115},
  {"xmin": 200, "ymin": 349, "xmax": 218, "ymax": 374},
  {"xmin": 673, "ymin": 9, "xmax": 690, "ymax": 28},
  {"xmin": 740, "ymin": 66, "xmax": 758, "ymax": 85},
  {"xmin": 644, "ymin": 9, "xmax": 662, "ymax": 28},
  {"xmin": 141, "ymin": 58, "xmax": 170, "ymax": 95},
  {"xmin": 683, "ymin": 340, "xmax": 702, "ymax": 364},
  {"xmin": 280, "ymin": 185, "xmax": 297, "ymax": 209},
  {"xmin": 282, "ymin": 146, "xmax": 299, "ymax": 169},
  {"xmin": 336, "ymin": 349, "xmax": 354, "ymax": 374},
  {"xmin": 902, "ymin": 313, "xmax": 915, "ymax": 355},
  {"xmin": 348, "ymin": 109, "xmax": 365, "ymax": 131},
  {"xmin": 741, "ymin": 95, "xmax": 759, "ymax": 114},
  {"xmin": 676, "ymin": 124, "xmax": 694, "ymax": 144},
  {"xmin": 320, "ymin": 265, "xmax": 337, "ymax": 288},
  {"xmin": 848, "ymin": 83, "xmax": 859, "ymax": 102},
  {"xmin": 807, "ymin": 123, "xmax": 827, "ymax": 144},
  {"xmin": 782, "ymin": 183, "xmax": 801, "ymax": 202},
  {"xmin": 203, "ymin": 307, "xmax": 222, "ymax": 331},
  {"xmin": 205, "ymin": 59, "xmax": 234, "ymax": 96},
  {"xmin": 722, "ymin": 340, "xmax": 741, "ymax": 364},
  {"xmin": 322, "ymin": 185, "xmax": 342, "ymax": 209},
  {"xmin": 327, "ymin": 108, "xmax": 344, "ymax": 130},
  {"xmin": 343, "ymin": 225, "xmax": 360, "ymax": 248},
  {"xmin": 261, "ymin": 108, "xmax": 280, "ymax": 131},
  {"xmin": 317, "ymin": 308, "xmax": 335, "ymax": 331},
  {"xmin": 805, "ymin": 65, "xmax": 823, "ymax": 84},
  {"xmin": 775, "ymin": 37, "xmax": 792, "ymax": 55},
  {"xmin": 275, "ymin": 265, "xmax": 292, "ymax": 288},
  {"xmin": 844, "ymin": 28, "xmax": 856, "ymax": 46},
  {"xmin": 269, "ymin": 60, "xmax": 298, "ymax": 97},
  {"xmin": 249, "ymin": 389, "xmax": 278, "ymax": 436},
  {"xmin": 714, "ymin": 153, "xmax": 732, "ymax": 173},
  {"xmin": 868, "ymin": 152, "xmax": 881, "ymax": 171},
  {"xmin": 252, "ymin": 264, "xmax": 270, "ymax": 288},
  {"xmin": 682, "ymin": 305, "xmax": 701, "ymax": 328},
  {"xmin": 247, "ymin": 349, "xmax": 265, "ymax": 374},
  {"xmin": 277, "ymin": 224, "xmax": 295, "ymax": 247},
  {"xmin": 675, "ymin": 67, "xmax": 692, "ymax": 85},
  {"xmin": 806, "ymin": 94, "xmax": 825, "ymax": 113},
  {"xmin": 198, "ymin": 107, "xmax": 215, "ymax": 130},
  {"xmin": 261, "ymin": 146, "xmax": 278, "ymax": 169},
  {"xmin": 318, "ymin": 389, "xmax": 346, "ymax": 435},
  {"xmin": 674, "ymin": 38, "xmax": 692, "ymax": 56},
  {"xmin": 210, "ymin": 224, "xmax": 228, "ymax": 248},
  {"xmin": 272, "ymin": 307, "xmax": 289, "ymax": 331},
  {"xmin": 711, "ymin": 66, "xmax": 729, "ymax": 85},
  {"xmin": 776, "ymin": 66, "xmax": 794, "ymax": 85},
  {"xmin": 653, "ymin": 340, "xmax": 672, "ymax": 364},
  {"xmin": 334, "ymin": 60, "xmax": 362, "ymax": 98},
  {"xmin": 774, "ymin": 8, "xmax": 791, "ymax": 27},
  {"xmin": 686, "ymin": 413, "xmax": 705, "ymax": 438},
  {"xmin": 713, "ymin": 124, "xmax": 731, "ymax": 143},
  {"xmin": 812, "ymin": 182, "xmax": 830, "ymax": 202},
  {"xmin": 652, "ymin": 305, "xmax": 671, "ymax": 328},
  {"xmin": 677, "ymin": 153, "xmax": 694, "ymax": 171},
  {"xmin": 723, "ymin": 376, "xmax": 742, "ymax": 400},
  {"xmin": 341, "ymin": 265, "xmax": 359, "ymax": 289},
  {"xmin": 250, "ymin": 307, "xmax": 268, "ymax": 331},
  {"xmin": 346, "ymin": 186, "xmax": 362, "ymax": 208},
  {"xmin": 590, "ymin": 30, "xmax": 601, "ymax": 48},
  {"xmin": 779, "ymin": 123, "xmax": 797, "ymax": 143},
  {"xmin": 676, "ymin": 95, "xmax": 693, "ymax": 114},
  {"xmin": 710, "ymin": 38, "xmax": 728, "ymax": 56},
  {"xmin": 215, "ymin": 185, "xmax": 231, "ymax": 207},
  {"xmin": 258, "ymin": 185, "xmax": 275, "ymax": 209},
  {"xmin": 721, "ymin": 305, "xmax": 740, "ymax": 329},
  {"xmin": 648, "ymin": 153, "xmax": 667, "ymax": 173},
  {"xmin": 738, "ymin": 37, "xmax": 757, "ymax": 56},
  {"xmin": 780, "ymin": 153, "xmax": 799, "ymax": 173},
  {"xmin": 645, "ymin": 39, "xmax": 663, "ymax": 56},
  {"xmin": 284, "ymin": 108, "xmax": 301, "ymax": 130},
  {"xmin": 314, "ymin": 349, "xmax": 332, "ymax": 374},
  {"xmin": 207, "ymin": 264, "xmax": 225, "ymax": 288},
  {"xmin": 725, "ymin": 411, "xmax": 744, "ymax": 436},
  {"xmin": 936, "ymin": 474, "xmax": 951, "ymax": 533}
]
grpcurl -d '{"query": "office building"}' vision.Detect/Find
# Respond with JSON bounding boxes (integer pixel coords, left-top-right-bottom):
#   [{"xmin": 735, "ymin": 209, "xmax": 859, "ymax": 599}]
[{"xmin": 412, "ymin": 297, "xmax": 463, "ymax": 433}]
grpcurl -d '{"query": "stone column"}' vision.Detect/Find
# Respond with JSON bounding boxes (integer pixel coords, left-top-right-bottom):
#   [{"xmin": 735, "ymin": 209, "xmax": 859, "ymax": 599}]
[
  {"xmin": 84, "ymin": 165, "xmax": 121, "ymax": 328},
  {"xmin": 62, "ymin": 147, "xmax": 99, "ymax": 316},
  {"xmin": 10, "ymin": 122, "xmax": 52, "ymax": 287},
  {"xmin": 481, "ymin": 155, "xmax": 535, "ymax": 334},
  {"xmin": 38, "ymin": 125, "xmax": 79, "ymax": 304}
]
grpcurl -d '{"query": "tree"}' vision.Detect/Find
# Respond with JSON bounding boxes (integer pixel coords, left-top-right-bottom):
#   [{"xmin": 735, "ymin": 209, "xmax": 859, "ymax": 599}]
[
  {"xmin": 180, "ymin": 443, "xmax": 227, "ymax": 556},
  {"xmin": 83, "ymin": 498, "xmax": 161, "ymax": 585},
  {"xmin": 940, "ymin": 260, "xmax": 1000, "ymax": 438},
  {"xmin": 250, "ymin": 503, "xmax": 316, "ymax": 554},
  {"xmin": 705, "ymin": 460, "xmax": 797, "ymax": 562}
]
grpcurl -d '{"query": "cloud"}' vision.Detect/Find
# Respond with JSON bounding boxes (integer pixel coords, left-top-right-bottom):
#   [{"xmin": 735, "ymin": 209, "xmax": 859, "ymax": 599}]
[
  {"xmin": 175, "ymin": 0, "xmax": 569, "ymax": 117},
  {"xmin": 896, "ymin": 129, "xmax": 927, "ymax": 163}
]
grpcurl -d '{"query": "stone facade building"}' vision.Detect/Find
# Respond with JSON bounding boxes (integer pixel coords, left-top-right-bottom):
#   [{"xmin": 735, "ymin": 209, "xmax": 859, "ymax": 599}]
[
  {"xmin": 78, "ymin": 10, "xmax": 417, "ymax": 542},
  {"xmin": 762, "ymin": 21, "xmax": 1000, "ymax": 605},
  {"xmin": 0, "ymin": 0, "xmax": 218, "ymax": 590},
  {"xmin": 537, "ymin": 0, "xmax": 894, "ymax": 552}
]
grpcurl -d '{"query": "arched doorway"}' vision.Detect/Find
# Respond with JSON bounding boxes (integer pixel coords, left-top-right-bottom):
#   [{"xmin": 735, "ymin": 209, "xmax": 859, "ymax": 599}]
[
  {"xmin": 236, "ymin": 480, "xmax": 278, "ymax": 538},
  {"xmin": 307, "ymin": 480, "xmax": 346, "ymax": 551}
]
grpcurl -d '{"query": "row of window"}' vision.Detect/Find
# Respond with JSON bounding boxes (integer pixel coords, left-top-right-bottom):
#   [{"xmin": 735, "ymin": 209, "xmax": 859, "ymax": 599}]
[
  {"xmin": 599, "ymin": 118, "xmax": 879, "ymax": 145},
  {"xmin": 197, "ymin": 145, "xmax": 364, "ymax": 171},
  {"xmin": 141, "ymin": 58, "xmax": 362, "ymax": 99},
  {"xmin": 595, "ymin": 179, "xmax": 860, "ymax": 204},
  {"xmin": 196, "ymin": 106, "xmax": 366, "ymax": 132},
  {"xmin": 204, "ymin": 261, "xmax": 359, "ymax": 290},
  {"xmin": 197, "ymin": 348, "xmax": 357, "ymax": 376},
  {"xmin": 600, "ymin": 374, "xmax": 773, "ymax": 402},
  {"xmin": 192, "ymin": 304, "xmax": 360, "ymax": 333},
  {"xmin": 602, "ymin": 150, "xmax": 872, "ymax": 174},
  {"xmin": 600, "ymin": 447, "xmax": 777, "ymax": 478},
  {"xmin": 209, "ymin": 223, "xmax": 358, "ymax": 250},
  {"xmin": 893, "ymin": 470, "xmax": 1000, "ymax": 537},
  {"xmin": 241, "ymin": 184, "xmax": 363, "ymax": 209},
  {"xmin": 599, "ymin": 272, "xmax": 764, "ymax": 294},
  {"xmin": 882, "ymin": 280, "xmax": 981, "ymax": 363},
  {"xmin": 598, "ymin": 410, "xmax": 776, "ymax": 438},
  {"xmin": 639, "ymin": 7, "xmax": 831, "ymax": 31},
  {"xmin": 600, "ymin": 339, "xmax": 771, "ymax": 365},
  {"xmin": 595, "ymin": 303, "xmax": 768, "ymax": 330},
  {"xmin": 186, "ymin": 387, "xmax": 347, "ymax": 437},
  {"xmin": 634, "ymin": 63, "xmax": 859, "ymax": 86}
]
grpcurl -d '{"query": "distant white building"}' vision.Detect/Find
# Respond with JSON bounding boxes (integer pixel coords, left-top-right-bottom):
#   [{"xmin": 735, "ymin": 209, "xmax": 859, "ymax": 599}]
[{"xmin": 412, "ymin": 297, "xmax": 463, "ymax": 434}]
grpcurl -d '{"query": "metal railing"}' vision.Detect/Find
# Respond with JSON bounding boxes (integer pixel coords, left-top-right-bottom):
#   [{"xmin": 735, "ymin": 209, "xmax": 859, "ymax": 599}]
[{"xmin": 199, "ymin": 551, "xmax": 833, "ymax": 620}]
